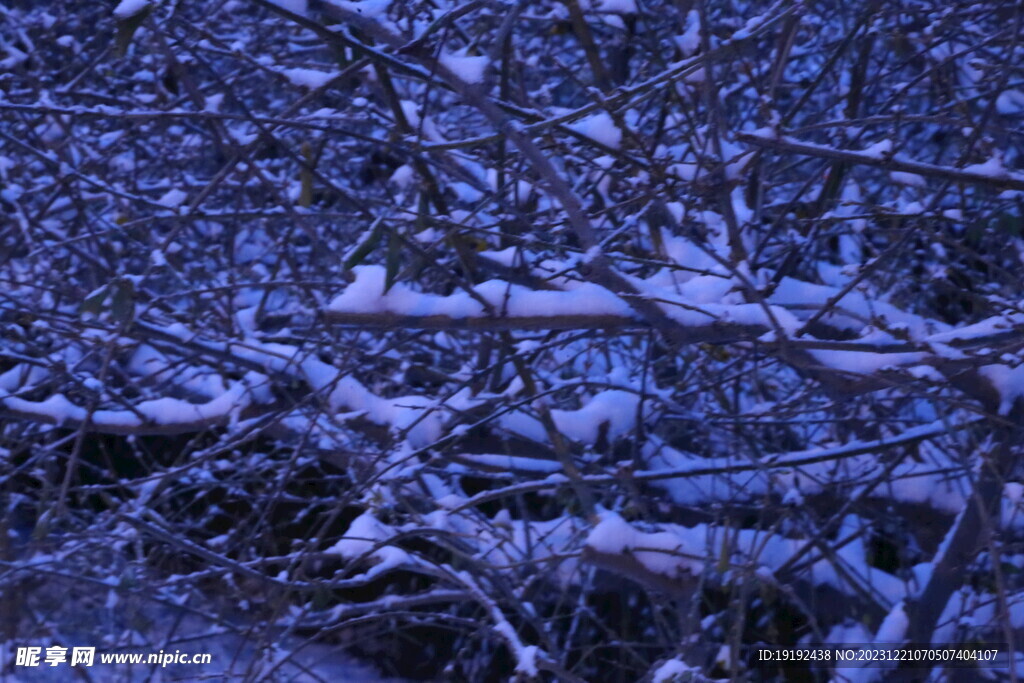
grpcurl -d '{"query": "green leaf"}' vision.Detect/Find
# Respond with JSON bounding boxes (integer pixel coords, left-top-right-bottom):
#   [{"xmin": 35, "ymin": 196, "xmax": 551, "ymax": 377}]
[
  {"xmin": 115, "ymin": 3, "xmax": 153, "ymax": 57},
  {"xmin": 384, "ymin": 227, "xmax": 401, "ymax": 294},
  {"xmin": 80, "ymin": 279, "xmax": 134, "ymax": 322},
  {"xmin": 311, "ymin": 584, "xmax": 332, "ymax": 611},
  {"xmin": 80, "ymin": 285, "xmax": 110, "ymax": 317},
  {"xmin": 298, "ymin": 141, "xmax": 314, "ymax": 208},
  {"xmin": 31, "ymin": 509, "xmax": 52, "ymax": 541},
  {"xmin": 717, "ymin": 525, "xmax": 731, "ymax": 574},
  {"xmin": 109, "ymin": 278, "xmax": 135, "ymax": 323},
  {"xmin": 648, "ymin": 221, "xmax": 666, "ymax": 258},
  {"xmin": 992, "ymin": 212, "xmax": 1022, "ymax": 237},
  {"xmin": 343, "ymin": 216, "xmax": 385, "ymax": 270}
]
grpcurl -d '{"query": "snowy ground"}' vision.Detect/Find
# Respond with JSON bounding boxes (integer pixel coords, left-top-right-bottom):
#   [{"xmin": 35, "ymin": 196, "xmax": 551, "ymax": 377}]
[{"xmin": 1, "ymin": 573, "xmax": 404, "ymax": 683}]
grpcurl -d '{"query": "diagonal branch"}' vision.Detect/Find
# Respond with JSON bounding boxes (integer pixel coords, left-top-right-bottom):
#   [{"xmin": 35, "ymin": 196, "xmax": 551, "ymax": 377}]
[{"xmin": 738, "ymin": 131, "xmax": 1024, "ymax": 192}]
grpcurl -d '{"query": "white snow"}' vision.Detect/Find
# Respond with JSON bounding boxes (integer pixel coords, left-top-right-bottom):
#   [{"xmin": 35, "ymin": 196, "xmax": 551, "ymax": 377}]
[
  {"xmin": 285, "ymin": 350, "xmax": 447, "ymax": 448},
  {"xmin": 2, "ymin": 381, "xmax": 249, "ymax": 431},
  {"xmin": 587, "ymin": 511, "xmax": 699, "ymax": 578},
  {"xmin": 439, "ymin": 52, "xmax": 488, "ymax": 84},
  {"xmin": 642, "ymin": 420, "xmax": 975, "ymax": 515},
  {"xmin": 268, "ymin": 0, "xmax": 307, "ymax": 15},
  {"xmin": 113, "ymin": 0, "xmax": 151, "ymax": 19},
  {"xmin": 388, "ymin": 164, "xmax": 414, "ymax": 188},
  {"xmin": 328, "ymin": 0, "xmax": 391, "ymax": 19},
  {"xmin": 808, "ymin": 348, "xmax": 926, "ymax": 374},
  {"xmin": 283, "ymin": 68, "xmax": 337, "ymax": 89},
  {"xmin": 651, "ymin": 658, "xmax": 699, "ymax": 683},
  {"xmin": 452, "ymin": 453, "xmax": 562, "ymax": 474},
  {"xmin": 568, "ymin": 113, "xmax": 623, "ymax": 150},
  {"xmin": 926, "ymin": 311, "xmax": 1022, "ymax": 345},
  {"xmin": 551, "ymin": 390, "xmax": 639, "ymax": 443},
  {"xmin": 844, "ymin": 602, "xmax": 910, "ymax": 682},
  {"xmin": 157, "ymin": 187, "xmax": 187, "ymax": 208},
  {"xmin": 328, "ymin": 265, "xmax": 633, "ymax": 320},
  {"xmin": 586, "ymin": 511, "xmax": 906, "ymax": 602},
  {"xmin": 479, "ymin": 246, "xmax": 521, "ymax": 267},
  {"xmin": 675, "ymin": 11, "xmax": 702, "ymax": 56},
  {"xmin": 996, "ymin": 90, "xmax": 1024, "ymax": 115},
  {"xmin": 876, "ymin": 602, "xmax": 909, "ymax": 643},
  {"xmin": 399, "ymin": 100, "xmax": 421, "ymax": 128},
  {"xmin": 596, "ymin": 0, "xmax": 637, "ymax": 12},
  {"xmin": 326, "ymin": 510, "xmax": 412, "ymax": 578},
  {"xmin": 825, "ymin": 620, "xmax": 873, "ymax": 645},
  {"xmin": 771, "ymin": 277, "xmax": 948, "ymax": 337},
  {"xmin": 515, "ymin": 645, "xmax": 539, "ymax": 676},
  {"xmin": 890, "ymin": 171, "xmax": 926, "ymax": 187},
  {"xmin": 860, "ymin": 139, "xmax": 893, "ymax": 159},
  {"xmin": 980, "ymin": 362, "xmax": 1024, "ymax": 414},
  {"xmin": 962, "ymin": 155, "xmax": 1008, "ymax": 179}
]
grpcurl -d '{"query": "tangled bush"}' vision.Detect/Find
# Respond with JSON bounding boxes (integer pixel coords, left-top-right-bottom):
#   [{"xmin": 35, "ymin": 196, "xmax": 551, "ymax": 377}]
[{"xmin": 2, "ymin": 0, "xmax": 1024, "ymax": 680}]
